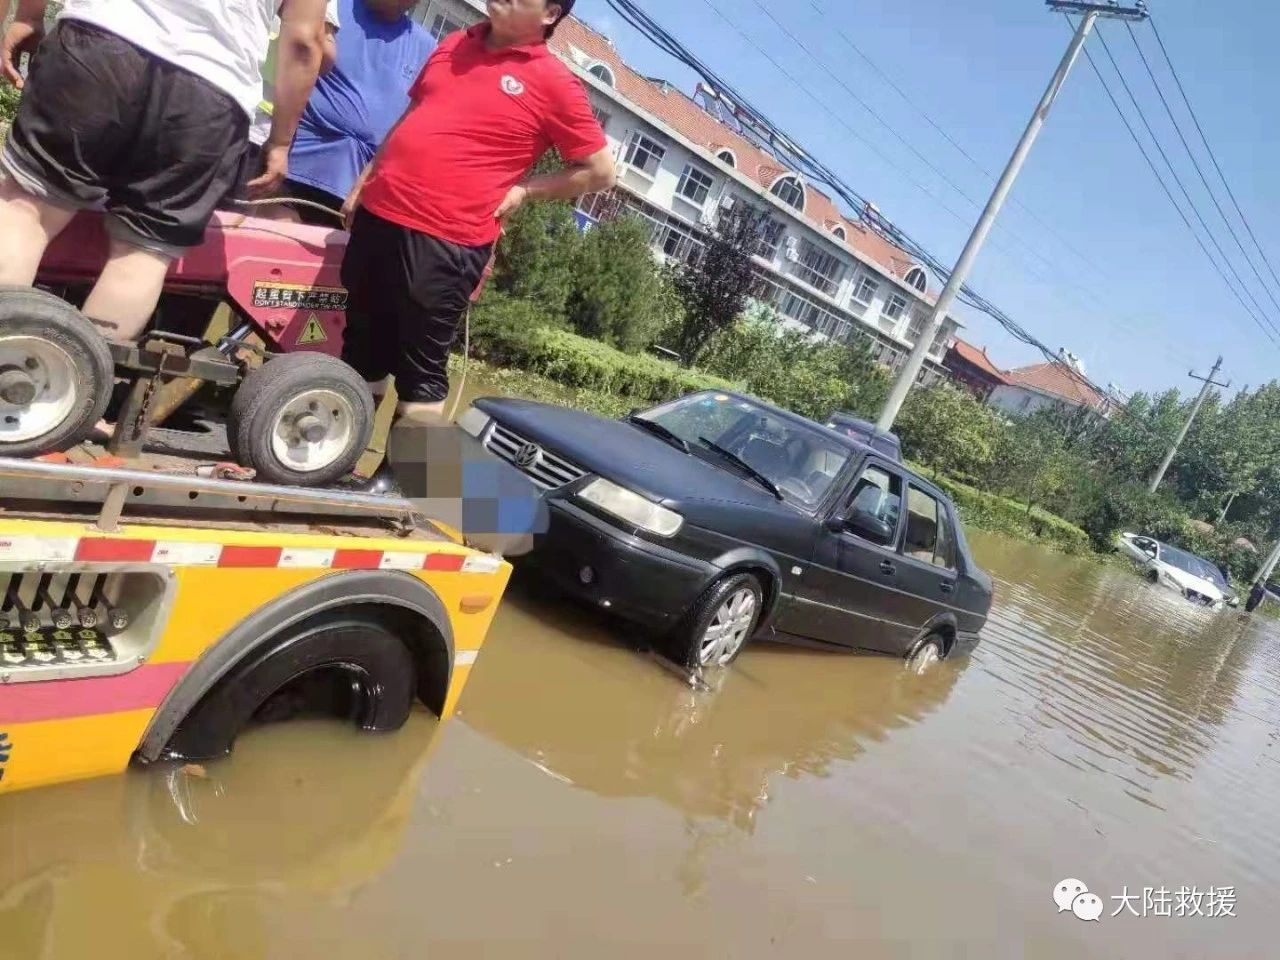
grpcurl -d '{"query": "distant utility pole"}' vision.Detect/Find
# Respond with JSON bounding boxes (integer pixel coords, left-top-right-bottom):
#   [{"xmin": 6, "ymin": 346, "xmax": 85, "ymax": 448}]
[
  {"xmin": 1148, "ymin": 356, "xmax": 1230, "ymax": 493},
  {"xmin": 1246, "ymin": 538, "xmax": 1280, "ymax": 612},
  {"xmin": 876, "ymin": 0, "xmax": 1149, "ymax": 431}
]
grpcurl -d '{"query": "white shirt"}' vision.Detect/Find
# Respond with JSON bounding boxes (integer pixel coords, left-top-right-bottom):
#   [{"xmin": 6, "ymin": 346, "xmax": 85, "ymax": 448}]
[
  {"xmin": 59, "ymin": 0, "xmax": 282, "ymax": 117},
  {"xmin": 249, "ymin": 1, "xmax": 341, "ymax": 147}
]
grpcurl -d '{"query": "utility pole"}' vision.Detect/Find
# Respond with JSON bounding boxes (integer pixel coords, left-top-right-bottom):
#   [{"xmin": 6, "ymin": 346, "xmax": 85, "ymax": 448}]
[
  {"xmin": 1216, "ymin": 490, "xmax": 1238, "ymax": 525},
  {"xmin": 877, "ymin": 0, "xmax": 1149, "ymax": 431},
  {"xmin": 1246, "ymin": 538, "xmax": 1280, "ymax": 612},
  {"xmin": 1148, "ymin": 356, "xmax": 1230, "ymax": 493}
]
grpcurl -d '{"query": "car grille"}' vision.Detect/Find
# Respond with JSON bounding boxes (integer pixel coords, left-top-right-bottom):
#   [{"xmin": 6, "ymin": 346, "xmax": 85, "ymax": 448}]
[
  {"xmin": 484, "ymin": 421, "xmax": 588, "ymax": 491},
  {"xmin": 1184, "ymin": 589, "xmax": 1216, "ymax": 607}
]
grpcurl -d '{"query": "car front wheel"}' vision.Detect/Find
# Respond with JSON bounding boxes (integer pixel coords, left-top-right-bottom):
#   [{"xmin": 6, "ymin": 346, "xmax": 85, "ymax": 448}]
[
  {"xmin": 906, "ymin": 635, "xmax": 944, "ymax": 675},
  {"xmin": 667, "ymin": 572, "xmax": 764, "ymax": 672}
]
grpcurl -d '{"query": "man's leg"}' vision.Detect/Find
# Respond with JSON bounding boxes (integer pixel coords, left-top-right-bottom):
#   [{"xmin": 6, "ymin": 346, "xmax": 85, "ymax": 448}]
[
  {"xmin": 391, "ymin": 234, "xmax": 492, "ymax": 426},
  {"xmin": 80, "ymin": 237, "xmax": 172, "ymax": 342},
  {"xmin": 0, "ymin": 176, "xmax": 78, "ymax": 286}
]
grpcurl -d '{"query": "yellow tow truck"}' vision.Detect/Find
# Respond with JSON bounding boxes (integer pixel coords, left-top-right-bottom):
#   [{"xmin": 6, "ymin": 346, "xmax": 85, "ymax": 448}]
[{"xmin": 0, "ymin": 452, "xmax": 513, "ymax": 793}]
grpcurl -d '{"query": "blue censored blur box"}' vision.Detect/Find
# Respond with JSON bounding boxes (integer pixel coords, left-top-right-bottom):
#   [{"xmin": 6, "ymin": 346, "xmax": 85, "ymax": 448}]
[{"xmin": 386, "ymin": 422, "xmax": 549, "ymax": 553}]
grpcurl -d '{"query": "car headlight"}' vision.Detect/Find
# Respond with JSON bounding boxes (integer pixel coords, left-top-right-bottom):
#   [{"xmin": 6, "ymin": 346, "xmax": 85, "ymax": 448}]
[
  {"xmin": 456, "ymin": 407, "xmax": 491, "ymax": 439},
  {"xmin": 577, "ymin": 478, "xmax": 683, "ymax": 537}
]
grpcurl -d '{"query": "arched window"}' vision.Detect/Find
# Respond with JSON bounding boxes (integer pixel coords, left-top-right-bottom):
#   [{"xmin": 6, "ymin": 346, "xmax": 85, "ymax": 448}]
[
  {"xmin": 715, "ymin": 149, "xmax": 737, "ymax": 168},
  {"xmin": 905, "ymin": 266, "xmax": 928, "ymax": 293},
  {"xmin": 770, "ymin": 174, "xmax": 805, "ymax": 212},
  {"xmin": 831, "ymin": 225, "xmax": 847, "ymax": 242},
  {"xmin": 587, "ymin": 62, "xmax": 616, "ymax": 87}
]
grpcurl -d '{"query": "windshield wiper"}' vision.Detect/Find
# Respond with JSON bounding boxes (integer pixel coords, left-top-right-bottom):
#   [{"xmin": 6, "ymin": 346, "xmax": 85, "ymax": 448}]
[
  {"xmin": 625, "ymin": 415, "xmax": 689, "ymax": 453},
  {"xmin": 696, "ymin": 437, "xmax": 783, "ymax": 500}
]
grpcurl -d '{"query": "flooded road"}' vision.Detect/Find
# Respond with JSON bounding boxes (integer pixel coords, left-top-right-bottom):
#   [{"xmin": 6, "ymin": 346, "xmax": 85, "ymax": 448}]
[{"xmin": 3, "ymin": 532, "xmax": 1279, "ymax": 958}]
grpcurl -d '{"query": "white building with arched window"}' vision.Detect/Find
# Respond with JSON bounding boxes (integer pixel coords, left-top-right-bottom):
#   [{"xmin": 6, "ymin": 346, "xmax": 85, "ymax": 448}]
[{"xmin": 414, "ymin": 0, "xmax": 959, "ymax": 381}]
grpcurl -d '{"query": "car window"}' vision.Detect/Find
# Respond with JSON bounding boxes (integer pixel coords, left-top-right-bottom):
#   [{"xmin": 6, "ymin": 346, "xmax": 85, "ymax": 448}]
[
  {"xmin": 1160, "ymin": 544, "xmax": 1226, "ymax": 586},
  {"xmin": 643, "ymin": 394, "xmax": 852, "ymax": 508},
  {"xmin": 845, "ymin": 464, "xmax": 902, "ymax": 546},
  {"xmin": 935, "ymin": 503, "xmax": 957, "ymax": 571},
  {"xmin": 904, "ymin": 486, "xmax": 948, "ymax": 566}
]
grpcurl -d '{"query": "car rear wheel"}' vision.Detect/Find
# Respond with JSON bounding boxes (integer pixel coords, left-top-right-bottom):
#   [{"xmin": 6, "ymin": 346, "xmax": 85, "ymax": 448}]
[
  {"xmin": 666, "ymin": 572, "xmax": 763, "ymax": 672},
  {"xmin": 906, "ymin": 635, "xmax": 945, "ymax": 675}
]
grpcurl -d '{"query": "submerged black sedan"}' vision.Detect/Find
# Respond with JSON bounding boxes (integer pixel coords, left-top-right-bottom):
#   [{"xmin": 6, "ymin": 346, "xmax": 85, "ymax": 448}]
[{"xmin": 457, "ymin": 390, "xmax": 993, "ymax": 672}]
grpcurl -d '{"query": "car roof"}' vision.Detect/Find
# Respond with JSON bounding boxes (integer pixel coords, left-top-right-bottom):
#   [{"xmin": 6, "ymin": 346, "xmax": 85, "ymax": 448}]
[{"xmin": 828, "ymin": 411, "xmax": 901, "ymax": 441}]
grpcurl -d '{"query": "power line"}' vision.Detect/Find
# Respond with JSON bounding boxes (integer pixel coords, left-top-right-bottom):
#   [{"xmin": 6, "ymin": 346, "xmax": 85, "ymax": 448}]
[
  {"xmin": 693, "ymin": 0, "xmax": 1171, "ymax": 369},
  {"xmin": 741, "ymin": 0, "xmax": 1196, "ymax": 370},
  {"xmin": 739, "ymin": 0, "xmax": 1104, "ymax": 295},
  {"xmin": 1123, "ymin": 20, "xmax": 1280, "ymax": 320},
  {"xmin": 1075, "ymin": 39, "xmax": 1277, "ymax": 349},
  {"xmin": 1088, "ymin": 21, "xmax": 1280, "ymax": 343},
  {"xmin": 1147, "ymin": 14, "xmax": 1280, "ymax": 305},
  {"xmin": 601, "ymin": 0, "xmax": 1154, "ymax": 403},
  {"xmin": 802, "ymin": 0, "xmax": 1117, "ymax": 284}
]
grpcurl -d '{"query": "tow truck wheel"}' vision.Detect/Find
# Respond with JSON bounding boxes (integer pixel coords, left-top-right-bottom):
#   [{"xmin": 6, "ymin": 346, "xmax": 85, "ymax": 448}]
[
  {"xmin": 0, "ymin": 286, "xmax": 113, "ymax": 457},
  {"xmin": 228, "ymin": 353, "xmax": 375, "ymax": 487},
  {"xmin": 161, "ymin": 610, "xmax": 417, "ymax": 762}
]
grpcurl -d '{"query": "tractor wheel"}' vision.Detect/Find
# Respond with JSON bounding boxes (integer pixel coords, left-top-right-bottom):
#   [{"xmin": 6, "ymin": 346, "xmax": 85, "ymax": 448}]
[
  {"xmin": 227, "ymin": 353, "xmax": 374, "ymax": 487},
  {"xmin": 0, "ymin": 286, "xmax": 113, "ymax": 458}
]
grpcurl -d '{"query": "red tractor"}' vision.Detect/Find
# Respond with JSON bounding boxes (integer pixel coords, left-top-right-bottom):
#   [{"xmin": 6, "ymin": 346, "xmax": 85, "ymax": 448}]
[{"xmin": 0, "ymin": 211, "xmax": 376, "ymax": 486}]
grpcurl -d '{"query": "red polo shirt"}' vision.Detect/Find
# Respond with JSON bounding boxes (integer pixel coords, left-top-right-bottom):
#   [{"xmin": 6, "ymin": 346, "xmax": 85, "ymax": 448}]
[{"xmin": 359, "ymin": 23, "xmax": 607, "ymax": 248}]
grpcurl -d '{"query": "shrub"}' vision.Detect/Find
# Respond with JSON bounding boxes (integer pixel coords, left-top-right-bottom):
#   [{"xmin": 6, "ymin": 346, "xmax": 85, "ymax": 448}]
[
  {"xmin": 490, "ymin": 201, "xmax": 583, "ymax": 322},
  {"xmin": 896, "ymin": 383, "xmax": 1001, "ymax": 479},
  {"xmin": 566, "ymin": 215, "xmax": 681, "ymax": 354},
  {"xmin": 0, "ymin": 83, "xmax": 19, "ymax": 127},
  {"xmin": 924, "ymin": 470, "xmax": 1093, "ymax": 554},
  {"xmin": 468, "ymin": 302, "xmax": 738, "ymax": 404},
  {"xmin": 699, "ymin": 311, "xmax": 889, "ymax": 421}
]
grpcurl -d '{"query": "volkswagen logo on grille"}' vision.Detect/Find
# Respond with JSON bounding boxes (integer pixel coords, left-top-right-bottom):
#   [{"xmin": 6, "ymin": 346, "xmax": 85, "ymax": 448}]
[{"xmin": 514, "ymin": 442, "xmax": 541, "ymax": 469}]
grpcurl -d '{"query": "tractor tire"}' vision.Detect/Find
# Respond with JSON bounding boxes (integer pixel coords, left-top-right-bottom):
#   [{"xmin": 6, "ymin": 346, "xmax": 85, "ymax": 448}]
[
  {"xmin": 227, "ymin": 353, "xmax": 374, "ymax": 487},
  {"xmin": 0, "ymin": 285, "xmax": 113, "ymax": 457}
]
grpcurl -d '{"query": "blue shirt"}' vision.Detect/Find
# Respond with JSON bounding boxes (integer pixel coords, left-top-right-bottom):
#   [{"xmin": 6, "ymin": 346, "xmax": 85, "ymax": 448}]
[{"xmin": 288, "ymin": 0, "xmax": 434, "ymax": 200}]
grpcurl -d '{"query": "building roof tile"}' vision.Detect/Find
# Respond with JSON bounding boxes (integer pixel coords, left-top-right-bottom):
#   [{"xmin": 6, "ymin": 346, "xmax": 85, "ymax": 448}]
[
  {"xmin": 1005, "ymin": 362, "xmax": 1109, "ymax": 410},
  {"xmin": 550, "ymin": 18, "xmax": 928, "ymax": 294},
  {"xmin": 948, "ymin": 338, "xmax": 1009, "ymax": 383}
]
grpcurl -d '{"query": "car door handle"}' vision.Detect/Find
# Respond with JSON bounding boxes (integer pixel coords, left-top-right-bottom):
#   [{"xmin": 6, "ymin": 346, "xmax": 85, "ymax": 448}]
[
  {"xmin": 940, "ymin": 581, "xmax": 955, "ymax": 594},
  {"xmin": 879, "ymin": 560, "xmax": 896, "ymax": 576}
]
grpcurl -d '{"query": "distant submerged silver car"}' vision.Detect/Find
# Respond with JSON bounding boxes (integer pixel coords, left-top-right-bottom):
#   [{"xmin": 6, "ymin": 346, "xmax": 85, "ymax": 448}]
[{"xmin": 1118, "ymin": 533, "xmax": 1234, "ymax": 610}]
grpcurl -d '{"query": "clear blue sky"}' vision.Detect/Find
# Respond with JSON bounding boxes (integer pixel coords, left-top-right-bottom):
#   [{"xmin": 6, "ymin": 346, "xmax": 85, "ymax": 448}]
[{"xmin": 574, "ymin": 0, "xmax": 1280, "ymax": 398}]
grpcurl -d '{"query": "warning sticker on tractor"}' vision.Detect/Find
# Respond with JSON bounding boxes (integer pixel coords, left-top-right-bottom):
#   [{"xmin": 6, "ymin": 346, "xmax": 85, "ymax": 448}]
[
  {"xmin": 298, "ymin": 314, "xmax": 329, "ymax": 345},
  {"xmin": 252, "ymin": 282, "xmax": 348, "ymax": 312}
]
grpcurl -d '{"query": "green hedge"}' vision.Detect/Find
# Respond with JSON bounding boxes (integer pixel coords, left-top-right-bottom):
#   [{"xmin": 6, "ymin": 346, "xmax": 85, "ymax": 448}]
[
  {"xmin": 921, "ymin": 469, "xmax": 1093, "ymax": 554},
  {"xmin": 468, "ymin": 295, "xmax": 740, "ymax": 404}
]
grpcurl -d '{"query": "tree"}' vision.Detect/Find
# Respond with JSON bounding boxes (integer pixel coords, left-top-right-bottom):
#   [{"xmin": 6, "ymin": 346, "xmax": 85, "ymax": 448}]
[
  {"xmin": 490, "ymin": 199, "xmax": 582, "ymax": 323},
  {"xmin": 565, "ymin": 214, "xmax": 680, "ymax": 354},
  {"xmin": 895, "ymin": 383, "xmax": 1001, "ymax": 479},
  {"xmin": 668, "ymin": 203, "xmax": 769, "ymax": 366}
]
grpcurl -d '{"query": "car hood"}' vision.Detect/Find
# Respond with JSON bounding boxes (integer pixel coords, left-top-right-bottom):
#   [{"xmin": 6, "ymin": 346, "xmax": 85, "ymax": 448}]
[
  {"xmin": 1155, "ymin": 563, "xmax": 1224, "ymax": 600},
  {"xmin": 473, "ymin": 397, "xmax": 796, "ymax": 513}
]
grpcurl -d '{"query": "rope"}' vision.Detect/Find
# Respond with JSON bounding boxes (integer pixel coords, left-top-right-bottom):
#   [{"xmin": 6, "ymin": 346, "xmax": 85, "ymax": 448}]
[{"xmin": 233, "ymin": 195, "xmax": 346, "ymax": 222}]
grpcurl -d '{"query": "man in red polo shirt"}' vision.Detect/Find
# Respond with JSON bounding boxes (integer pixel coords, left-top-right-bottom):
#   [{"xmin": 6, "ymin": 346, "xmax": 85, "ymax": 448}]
[{"xmin": 340, "ymin": 0, "xmax": 615, "ymax": 425}]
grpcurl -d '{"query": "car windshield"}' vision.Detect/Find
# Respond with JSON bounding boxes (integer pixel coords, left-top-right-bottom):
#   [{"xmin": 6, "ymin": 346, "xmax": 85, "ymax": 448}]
[
  {"xmin": 1160, "ymin": 544, "xmax": 1227, "ymax": 588},
  {"xmin": 640, "ymin": 393, "xmax": 852, "ymax": 508}
]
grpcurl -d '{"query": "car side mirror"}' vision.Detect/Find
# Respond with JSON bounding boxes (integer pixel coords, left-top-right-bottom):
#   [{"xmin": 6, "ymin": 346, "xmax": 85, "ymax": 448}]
[{"xmin": 842, "ymin": 507, "xmax": 895, "ymax": 544}]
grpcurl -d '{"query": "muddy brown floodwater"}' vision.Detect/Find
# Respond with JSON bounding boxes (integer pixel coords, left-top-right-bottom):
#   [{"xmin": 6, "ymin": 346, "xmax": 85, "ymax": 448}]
[{"xmin": 3, "ymin": 531, "xmax": 1279, "ymax": 959}]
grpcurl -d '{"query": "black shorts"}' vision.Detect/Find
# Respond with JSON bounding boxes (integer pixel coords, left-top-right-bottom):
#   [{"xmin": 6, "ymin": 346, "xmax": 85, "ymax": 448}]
[
  {"xmin": 341, "ymin": 209, "xmax": 493, "ymax": 404},
  {"xmin": 2, "ymin": 19, "xmax": 248, "ymax": 256}
]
